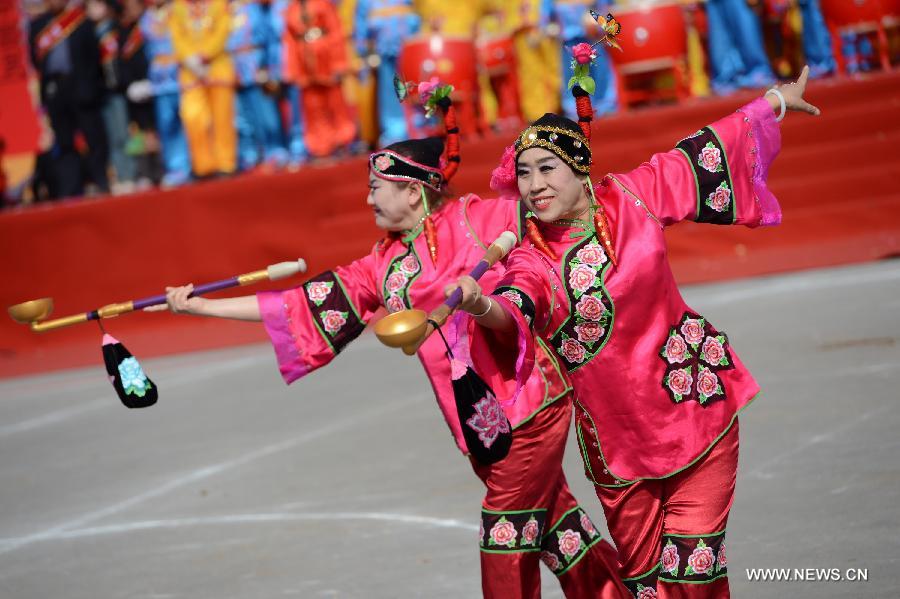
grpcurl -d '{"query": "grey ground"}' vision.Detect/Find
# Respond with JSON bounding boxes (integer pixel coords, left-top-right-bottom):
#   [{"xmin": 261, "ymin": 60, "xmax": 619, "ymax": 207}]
[{"xmin": 1, "ymin": 260, "xmax": 898, "ymax": 598}]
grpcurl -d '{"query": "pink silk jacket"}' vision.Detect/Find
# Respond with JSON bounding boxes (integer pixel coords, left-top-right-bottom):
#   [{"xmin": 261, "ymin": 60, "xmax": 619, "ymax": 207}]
[
  {"xmin": 257, "ymin": 195, "xmax": 570, "ymax": 454},
  {"xmin": 462, "ymin": 98, "xmax": 782, "ymax": 481}
]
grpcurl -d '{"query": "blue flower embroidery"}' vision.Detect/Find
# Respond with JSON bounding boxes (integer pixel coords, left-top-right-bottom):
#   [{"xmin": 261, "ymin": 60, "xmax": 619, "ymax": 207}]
[{"xmin": 118, "ymin": 357, "xmax": 151, "ymax": 397}]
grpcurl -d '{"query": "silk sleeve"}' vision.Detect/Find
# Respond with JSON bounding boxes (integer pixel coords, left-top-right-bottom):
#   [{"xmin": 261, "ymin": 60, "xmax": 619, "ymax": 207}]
[
  {"xmin": 256, "ymin": 252, "xmax": 382, "ymax": 384},
  {"xmin": 613, "ymin": 97, "xmax": 783, "ymax": 228}
]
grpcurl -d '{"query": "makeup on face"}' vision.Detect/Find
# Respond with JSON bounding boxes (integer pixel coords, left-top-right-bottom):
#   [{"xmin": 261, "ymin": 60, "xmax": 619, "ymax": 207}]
[
  {"xmin": 516, "ymin": 148, "xmax": 590, "ymax": 222},
  {"xmin": 367, "ymin": 172, "xmax": 421, "ymax": 232}
]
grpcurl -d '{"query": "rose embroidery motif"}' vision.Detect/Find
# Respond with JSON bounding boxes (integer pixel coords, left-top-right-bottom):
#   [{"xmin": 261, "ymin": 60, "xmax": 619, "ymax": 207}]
[
  {"xmin": 479, "ymin": 520, "xmax": 485, "ymax": 546},
  {"xmin": 541, "ymin": 551, "xmax": 561, "ymax": 572},
  {"xmin": 716, "ymin": 543, "xmax": 727, "ymax": 572},
  {"xmin": 579, "ymin": 512, "xmax": 597, "ymax": 539},
  {"xmin": 661, "ymin": 539, "xmax": 680, "ymax": 576},
  {"xmin": 705, "ymin": 181, "xmax": 732, "ymax": 212},
  {"xmin": 560, "ymin": 338, "xmax": 586, "ymax": 364},
  {"xmin": 466, "ymin": 394, "xmax": 511, "ymax": 448},
  {"xmin": 399, "ymin": 254, "xmax": 420, "ymax": 275},
  {"xmin": 557, "ymin": 529, "xmax": 583, "ymax": 561},
  {"xmin": 500, "ymin": 289, "xmax": 523, "ymax": 308},
  {"xmin": 666, "ymin": 367, "xmax": 693, "ymax": 400},
  {"xmin": 700, "ymin": 336, "xmax": 728, "ymax": 367},
  {"xmin": 696, "ymin": 367, "xmax": 721, "ymax": 402},
  {"xmin": 663, "ymin": 333, "xmax": 688, "ymax": 364},
  {"xmin": 575, "ymin": 322, "xmax": 604, "ymax": 344},
  {"xmin": 386, "ymin": 294, "xmax": 406, "ymax": 313},
  {"xmin": 636, "ymin": 584, "xmax": 658, "ymax": 599},
  {"xmin": 575, "ymin": 294, "xmax": 605, "ymax": 322},
  {"xmin": 374, "ymin": 154, "xmax": 394, "ymax": 171},
  {"xmin": 698, "ymin": 142, "xmax": 723, "ymax": 173},
  {"xmin": 568, "ymin": 264, "xmax": 597, "ymax": 295},
  {"xmin": 522, "ymin": 516, "xmax": 540, "ymax": 546},
  {"xmin": 385, "ymin": 271, "xmax": 408, "ymax": 294},
  {"xmin": 685, "ymin": 539, "xmax": 716, "ymax": 576},
  {"xmin": 118, "ymin": 357, "xmax": 151, "ymax": 397},
  {"xmin": 320, "ymin": 310, "xmax": 348, "ymax": 336},
  {"xmin": 576, "ymin": 243, "xmax": 607, "ymax": 267},
  {"xmin": 305, "ymin": 281, "xmax": 333, "ymax": 306},
  {"xmin": 680, "ymin": 319, "xmax": 704, "ymax": 345},
  {"xmin": 488, "ymin": 516, "xmax": 518, "ymax": 548}
]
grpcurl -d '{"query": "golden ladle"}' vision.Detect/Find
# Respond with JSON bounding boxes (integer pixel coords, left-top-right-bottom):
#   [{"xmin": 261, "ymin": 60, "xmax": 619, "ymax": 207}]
[
  {"xmin": 8, "ymin": 259, "xmax": 307, "ymax": 332},
  {"xmin": 374, "ymin": 231, "xmax": 517, "ymax": 355}
]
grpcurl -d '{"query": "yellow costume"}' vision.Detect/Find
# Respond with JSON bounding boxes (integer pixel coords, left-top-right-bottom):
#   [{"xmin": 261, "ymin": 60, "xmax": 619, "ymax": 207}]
[
  {"xmin": 170, "ymin": 0, "xmax": 237, "ymax": 176},
  {"xmin": 511, "ymin": 0, "xmax": 560, "ymax": 121},
  {"xmin": 414, "ymin": 0, "xmax": 485, "ymax": 37}
]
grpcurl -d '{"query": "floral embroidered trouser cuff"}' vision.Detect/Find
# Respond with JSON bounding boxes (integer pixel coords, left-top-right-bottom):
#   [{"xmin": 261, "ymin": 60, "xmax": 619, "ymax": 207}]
[
  {"xmin": 596, "ymin": 420, "xmax": 739, "ymax": 598},
  {"xmin": 473, "ymin": 394, "xmax": 628, "ymax": 599}
]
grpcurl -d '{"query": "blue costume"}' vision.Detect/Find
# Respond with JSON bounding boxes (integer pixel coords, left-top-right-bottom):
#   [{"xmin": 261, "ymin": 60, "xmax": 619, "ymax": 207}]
[
  {"xmin": 798, "ymin": 0, "xmax": 835, "ymax": 77},
  {"xmin": 139, "ymin": 3, "xmax": 190, "ymax": 186},
  {"xmin": 268, "ymin": 0, "xmax": 306, "ymax": 165},
  {"xmin": 228, "ymin": 0, "xmax": 288, "ymax": 169},
  {"xmin": 353, "ymin": 0, "xmax": 420, "ymax": 146},
  {"xmin": 543, "ymin": 0, "xmax": 617, "ymax": 117},
  {"xmin": 705, "ymin": 0, "xmax": 775, "ymax": 94}
]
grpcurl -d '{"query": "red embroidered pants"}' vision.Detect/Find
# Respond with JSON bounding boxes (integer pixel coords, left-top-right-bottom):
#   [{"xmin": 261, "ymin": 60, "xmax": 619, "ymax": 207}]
[
  {"xmin": 472, "ymin": 394, "xmax": 629, "ymax": 599},
  {"xmin": 589, "ymin": 415, "xmax": 739, "ymax": 598}
]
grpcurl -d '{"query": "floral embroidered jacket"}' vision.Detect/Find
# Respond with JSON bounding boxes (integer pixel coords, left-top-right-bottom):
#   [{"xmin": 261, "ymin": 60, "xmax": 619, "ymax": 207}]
[
  {"xmin": 463, "ymin": 98, "xmax": 782, "ymax": 481},
  {"xmin": 257, "ymin": 195, "xmax": 571, "ymax": 454}
]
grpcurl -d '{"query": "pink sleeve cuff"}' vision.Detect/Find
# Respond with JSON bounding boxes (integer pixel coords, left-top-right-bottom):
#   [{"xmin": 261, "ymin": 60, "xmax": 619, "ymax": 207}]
[
  {"xmin": 739, "ymin": 97, "xmax": 783, "ymax": 226},
  {"xmin": 257, "ymin": 290, "xmax": 311, "ymax": 384}
]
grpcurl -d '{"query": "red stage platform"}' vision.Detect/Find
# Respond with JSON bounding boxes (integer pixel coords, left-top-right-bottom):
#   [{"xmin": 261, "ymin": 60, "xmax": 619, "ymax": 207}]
[{"xmin": 2, "ymin": 71, "xmax": 899, "ymax": 379}]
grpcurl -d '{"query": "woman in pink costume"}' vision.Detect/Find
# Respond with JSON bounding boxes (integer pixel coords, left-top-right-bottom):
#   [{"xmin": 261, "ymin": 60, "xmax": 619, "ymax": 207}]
[
  {"xmin": 154, "ymin": 92, "xmax": 628, "ymax": 597},
  {"xmin": 450, "ymin": 57, "xmax": 820, "ymax": 597}
]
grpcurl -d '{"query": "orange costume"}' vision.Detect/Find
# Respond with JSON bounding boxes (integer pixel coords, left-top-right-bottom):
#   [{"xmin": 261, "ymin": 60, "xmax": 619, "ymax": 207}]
[
  {"xmin": 170, "ymin": 0, "xmax": 237, "ymax": 176},
  {"xmin": 283, "ymin": 0, "xmax": 356, "ymax": 158}
]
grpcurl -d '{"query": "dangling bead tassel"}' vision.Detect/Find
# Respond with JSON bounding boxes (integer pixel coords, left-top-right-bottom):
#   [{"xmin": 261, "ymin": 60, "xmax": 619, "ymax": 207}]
[
  {"xmin": 587, "ymin": 179, "xmax": 618, "ymax": 267},
  {"xmin": 420, "ymin": 187, "xmax": 438, "ymax": 265},
  {"xmin": 526, "ymin": 218, "xmax": 556, "ymax": 260}
]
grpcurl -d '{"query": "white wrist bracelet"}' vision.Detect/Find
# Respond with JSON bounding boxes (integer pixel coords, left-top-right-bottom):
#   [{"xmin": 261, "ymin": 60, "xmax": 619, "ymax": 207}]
[
  {"xmin": 472, "ymin": 297, "xmax": 493, "ymax": 318},
  {"xmin": 765, "ymin": 88, "xmax": 786, "ymax": 122}
]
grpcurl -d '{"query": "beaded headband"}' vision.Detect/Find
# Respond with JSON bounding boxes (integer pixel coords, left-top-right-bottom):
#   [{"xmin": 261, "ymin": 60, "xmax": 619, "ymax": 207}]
[
  {"xmin": 369, "ymin": 149, "xmax": 445, "ymax": 191},
  {"xmin": 514, "ymin": 125, "xmax": 591, "ymax": 175}
]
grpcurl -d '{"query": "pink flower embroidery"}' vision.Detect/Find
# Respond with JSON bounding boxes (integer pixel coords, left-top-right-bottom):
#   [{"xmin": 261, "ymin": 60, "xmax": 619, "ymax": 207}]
[
  {"xmin": 568, "ymin": 264, "xmax": 597, "ymax": 294},
  {"xmin": 698, "ymin": 142, "xmax": 723, "ymax": 173},
  {"xmin": 575, "ymin": 294, "xmax": 605, "ymax": 322},
  {"xmin": 685, "ymin": 540, "xmax": 716, "ymax": 575},
  {"xmin": 706, "ymin": 181, "xmax": 732, "ymax": 212},
  {"xmin": 636, "ymin": 585, "xmax": 659, "ymax": 599},
  {"xmin": 557, "ymin": 529, "xmax": 582, "ymax": 559},
  {"xmin": 321, "ymin": 310, "xmax": 347, "ymax": 336},
  {"xmin": 665, "ymin": 334, "xmax": 688, "ymax": 364},
  {"xmin": 466, "ymin": 394, "xmax": 510, "ymax": 448},
  {"xmin": 579, "ymin": 512, "xmax": 597, "ymax": 538},
  {"xmin": 680, "ymin": 318, "xmax": 704, "ymax": 345},
  {"xmin": 374, "ymin": 154, "xmax": 394, "ymax": 171},
  {"xmin": 541, "ymin": 550, "xmax": 561, "ymax": 571},
  {"xmin": 522, "ymin": 517, "xmax": 540, "ymax": 546},
  {"xmin": 576, "ymin": 243, "xmax": 607, "ymax": 267},
  {"xmin": 560, "ymin": 338, "xmax": 586, "ymax": 364},
  {"xmin": 305, "ymin": 281, "xmax": 333, "ymax": 305},
  {"xmin": 399, "ymin": 254, "xmax": 420, "ymax": 275},
  {"xmin": 701, "ymin": 336, "xmax": 726, "ymax": 366},
  {"xmin": 386, "ymin": 294, "xmax": 406, "ymax": 313},
  {"xmin": 500, "ymin": 290, "xmax": 523, "ymax": 308},
  {"xmin": 575, "ymin": 322, "xmax": 604, "ymax": 344},
  {"xmin": 661, "ymin": 540, "xmax": 680, "ymax": 575},
  {"xmin": 571, "ymin": 42, "xmax": 596, "ymax": 65},
  {"xmin": 717, "ymin": 543, "xmax": 727, "ymax": 570},
  {"xmin": 385, "ymin": 271, "xmax": 408, "ymax": 294},
  {"xmin": 489, "ymin": 517, "xmax": 518, "ymax": 548},
  {"xmin": 666, "ymin": 368, "xmax": 693, "ymax": 398},
  {"xmin": 696, "ymin": 367, "xmax": 720, "ymax": 400}
]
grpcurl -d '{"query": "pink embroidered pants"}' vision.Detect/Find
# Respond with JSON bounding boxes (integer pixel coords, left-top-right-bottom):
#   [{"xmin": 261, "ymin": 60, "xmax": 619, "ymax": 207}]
[
  {"xmin": 592, "ymin": 418, "xmax": 739, "ymax": 598},
  {"xmin": 472, "ymin": 394, "xmax": 629, "ymax": 599}
]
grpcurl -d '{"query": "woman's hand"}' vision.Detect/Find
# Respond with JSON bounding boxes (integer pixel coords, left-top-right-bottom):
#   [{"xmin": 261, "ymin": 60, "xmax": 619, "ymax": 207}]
[
  {"xmin": 766, "ymin": 65, "xmax": 821, "ymax": 117},
  {"xmin": 444, "ymin": 275, "xmax": 490, "ymax": 315},
  {"xmin": 143, "ymin": 284, "xmax": 207, "ymax": 315}
]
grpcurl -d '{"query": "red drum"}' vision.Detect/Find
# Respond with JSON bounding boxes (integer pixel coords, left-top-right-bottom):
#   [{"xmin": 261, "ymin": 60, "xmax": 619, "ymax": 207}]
[
  {"xmin": 477, "ymin": 36, "xmax": 516, "ymax": 76},
  {"xmin": 398, "ymin": 35, "xmax": 481, "ymax": 135},
  {"xmin": 820, "ymin": 0, "xmax": 893, "ymax": 26}
]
